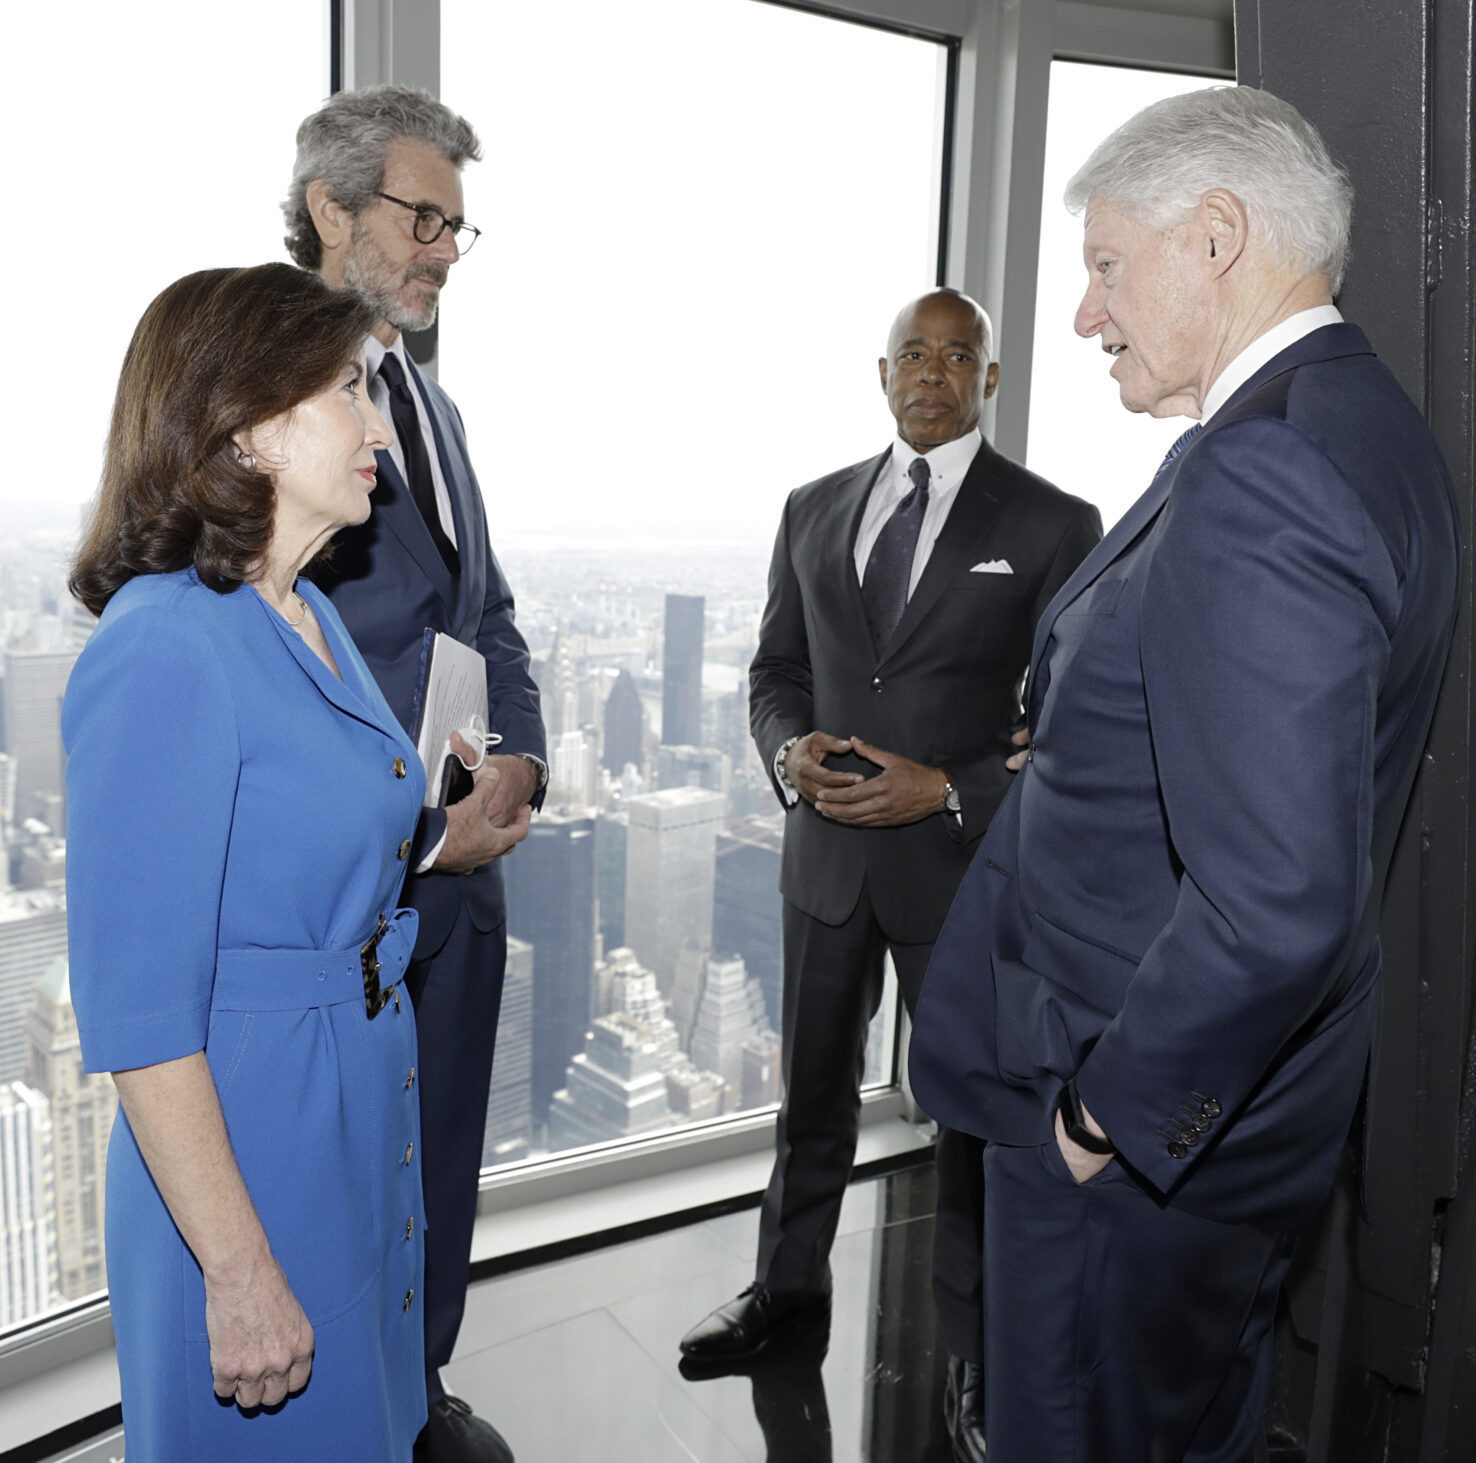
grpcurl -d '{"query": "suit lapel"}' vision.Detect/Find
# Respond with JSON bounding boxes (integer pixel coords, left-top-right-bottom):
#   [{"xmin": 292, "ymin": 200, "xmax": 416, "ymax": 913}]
[
  {"xmin": 371, "ymin": 450, "xmax": 457, "ymax": 616},
  {"xmin": 253, "ymin": 584, "xmax": 401, "ymax": 740},
  {"xmin": 1025, "ymin": 462, "xmax": 1174, "ymax": 726},
  {"xmin": 407, "ymin": 357, "xmax": 486, "ymax": 641},
  {"xmin": 1023, "ymin": 323, "xmax": 1377, "ymax": 726},
  {"xmin": 878, "ymin": 440, "xmax": 1016, "ymax": 668}
]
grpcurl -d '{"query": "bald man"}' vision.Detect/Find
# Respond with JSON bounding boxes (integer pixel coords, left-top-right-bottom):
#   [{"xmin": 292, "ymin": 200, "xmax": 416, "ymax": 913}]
[{"xmin": 680, "ymin": 290, "xmax": 1101, "ymax": 1460}]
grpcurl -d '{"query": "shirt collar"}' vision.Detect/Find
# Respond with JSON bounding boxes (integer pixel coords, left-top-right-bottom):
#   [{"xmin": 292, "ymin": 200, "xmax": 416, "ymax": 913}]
[
  {"xmin": 889, "ymin": 427, "xmax": 983, "ymax": 501},
  {"xmin": 364, "ymin": 332, "xmax": 409, "ymax": 383},
  {"xmin": 1200, "ymin": 305, "xmax": 1344, "ymax": 424}
]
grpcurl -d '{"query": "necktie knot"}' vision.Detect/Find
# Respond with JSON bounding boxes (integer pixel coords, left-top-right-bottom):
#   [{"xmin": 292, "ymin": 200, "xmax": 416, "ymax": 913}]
[
  {"xmin": 377, "ymin": 351, "xmax": 414, "ymax": 403},
  {"xmin": 907, "ymin": 456, "xmax": 931, "ymax": 495},
  {"xmin": 375, "ymin": 352, "xmax": 458, "ymax": 576}
]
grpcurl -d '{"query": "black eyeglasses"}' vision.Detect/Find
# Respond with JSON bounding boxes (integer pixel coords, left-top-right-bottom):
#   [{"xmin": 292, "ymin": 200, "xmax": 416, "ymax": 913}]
[{"xmin": 375, "ymin": 192, "xmax": 482, "ymax": 254}]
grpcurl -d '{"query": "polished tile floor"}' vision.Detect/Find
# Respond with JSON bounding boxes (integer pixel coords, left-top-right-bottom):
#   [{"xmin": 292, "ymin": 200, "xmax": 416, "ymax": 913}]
[{"xmin": 442, "ymin": 1162, "xmax": 958, "ymax": 1463}]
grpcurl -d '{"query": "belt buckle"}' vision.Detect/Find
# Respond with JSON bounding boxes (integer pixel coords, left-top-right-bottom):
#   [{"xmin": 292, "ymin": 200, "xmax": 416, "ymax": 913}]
[{"xmin": 361, "ymin": 915, "xmax": 394, "ymax": 1019}]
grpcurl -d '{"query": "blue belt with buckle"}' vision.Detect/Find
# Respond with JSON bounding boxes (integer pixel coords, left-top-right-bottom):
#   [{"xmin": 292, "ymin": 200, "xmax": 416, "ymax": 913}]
[{"xmin": 213, "ymin": 908, "xmax": 420, "ymax": 1019}]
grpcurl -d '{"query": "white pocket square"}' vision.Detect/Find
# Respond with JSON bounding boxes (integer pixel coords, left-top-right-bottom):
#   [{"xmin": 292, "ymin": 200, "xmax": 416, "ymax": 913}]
[{"xmin": 970, "ymin": 559, "xmax": 1014, "ymax": 574}]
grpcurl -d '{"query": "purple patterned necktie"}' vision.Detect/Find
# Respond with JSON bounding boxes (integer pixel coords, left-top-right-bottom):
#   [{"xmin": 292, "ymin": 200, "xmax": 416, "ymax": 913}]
[{"xmin": 861, "ymin": 456, "xmax": 931, "ymax": 654}]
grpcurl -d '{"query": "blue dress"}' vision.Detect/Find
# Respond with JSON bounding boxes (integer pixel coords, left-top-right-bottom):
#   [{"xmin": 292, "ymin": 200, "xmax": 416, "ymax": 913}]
[{"xmin": 64, "ymin": 569, "xmax": 430, "ymax": 1461}]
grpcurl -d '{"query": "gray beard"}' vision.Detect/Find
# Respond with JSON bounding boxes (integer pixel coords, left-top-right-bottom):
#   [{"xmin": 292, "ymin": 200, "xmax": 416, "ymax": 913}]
[{"xmin": 341, "ymin": 233, "xmax": 441, "ymax": 333}]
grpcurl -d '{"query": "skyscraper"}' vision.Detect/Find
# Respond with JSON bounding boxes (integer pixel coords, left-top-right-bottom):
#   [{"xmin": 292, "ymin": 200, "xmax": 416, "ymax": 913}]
[
  {"xmin": 656, "ymin": 744, "xmax": 731, "ymax": 809},
  {"xmin": 602, "ymin": 668, "xmax": 645, "ymax": 776},
  {"xmin": 661, "ymin": 594, "xmax": 704, "ymax": 748},
  {"xmin": 2, "ymin": 650, "xmax": 76, "ymax": 828},
  {"xmin": 624, "ymin": 786, "xmax": 724, "ymax": 995},
  {"xmin": 547, "ymin": 1014, "xmax": 676, "ymax": 1149},
  {"xmin": 713, "ymin": 814, "xmax": 786, "ymax": 1030},
  {"xmin": 0, "ymin": 889, "xmax": 68, "ymax": 1084},
  {"xmin": 689, "ymin": 954, "xmax": 773, "ymax": 1092},
  {"xmin": 539, "ymin": 623, "xmax": 579, "ymax": 740},
  {"xmin": 0, "ymin": 1080, "xmax": 53, "ymax": 1328},
  {"xmin": 26, "ymin": 959, "xmax": 114, "ymax": 1302},
  {"xmin": 741, "ymin": 1029, "xmax": 784, "ymax": 1111},
  {"xmin": 503, "ymin": 811, "xmax": 598, "ymax": 1127},
  {"xmin": 594, "ymin": 810, "xmax": 627, "ymax": 957},
  {"xmin": 482, "ymin": 937, "xmax": 534, "ymax": 1167}
]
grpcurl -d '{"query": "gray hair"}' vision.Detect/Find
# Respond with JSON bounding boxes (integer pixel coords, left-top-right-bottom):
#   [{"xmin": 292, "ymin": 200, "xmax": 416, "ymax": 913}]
[
  {"xmin": 283, "ymin": 84, "xmax": 482, "ymax": 269},
  {"xmin": 1064, "ymin": 87, "xmax": 1353, "ymax": 294}
]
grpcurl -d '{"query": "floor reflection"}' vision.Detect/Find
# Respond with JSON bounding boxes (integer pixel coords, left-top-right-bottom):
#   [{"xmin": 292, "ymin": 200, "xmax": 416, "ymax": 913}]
[{"xmin": 437, "ymin": 1160, "xmax": 958, "ymax": 1461}]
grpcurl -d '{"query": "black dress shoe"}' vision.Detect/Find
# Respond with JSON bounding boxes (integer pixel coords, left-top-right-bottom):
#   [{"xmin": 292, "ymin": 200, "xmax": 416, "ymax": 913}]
[
  {"xmin": 679, "ymin": 1282, "xmax": 831, "ymax": 1362},
  {"xmin": 413, "ymin": 1395, "xmax": 515, "ymax": 1463},
  {"xmin": 944, "ymin": 1354, "xmax": 987, "ymax": 1463}
]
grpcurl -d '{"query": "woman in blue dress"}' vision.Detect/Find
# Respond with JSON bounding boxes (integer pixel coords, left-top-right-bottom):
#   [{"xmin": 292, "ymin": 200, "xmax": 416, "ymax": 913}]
[{"xmin": 65, "ymin": 263, "xmax": 436, "ymax": 1460}]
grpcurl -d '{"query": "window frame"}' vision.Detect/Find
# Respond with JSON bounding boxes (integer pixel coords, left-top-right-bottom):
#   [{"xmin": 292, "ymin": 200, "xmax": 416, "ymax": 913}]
[{"xmin": 0, "ymin": 0, "xmax": 1236, "ymax": 1441}]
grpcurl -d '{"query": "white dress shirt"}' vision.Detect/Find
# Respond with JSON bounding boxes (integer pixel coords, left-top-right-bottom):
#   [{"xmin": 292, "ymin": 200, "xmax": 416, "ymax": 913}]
[
  {"xmin": 364, "ymin": 334, "xmax": 459, "ymax": 548},
  {"xmin": 852, "ymin": 428, "xmax": 984, "ymax": 593},
  {"xmin": 1200, "ymin": 305, "xmax": 1344, "ymax": 425}
]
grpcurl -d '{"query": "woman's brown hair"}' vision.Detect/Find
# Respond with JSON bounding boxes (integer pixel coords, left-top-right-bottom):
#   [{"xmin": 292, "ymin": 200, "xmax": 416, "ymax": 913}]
[{"xmin": 70, "ymin": 263, "xmax": 377, "ymax": 616}]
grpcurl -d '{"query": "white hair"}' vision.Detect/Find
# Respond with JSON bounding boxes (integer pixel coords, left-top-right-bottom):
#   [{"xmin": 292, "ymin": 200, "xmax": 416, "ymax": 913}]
[{"xmin": 1064, "ymin": 86, "xmax": 1354, "ymax": 294}]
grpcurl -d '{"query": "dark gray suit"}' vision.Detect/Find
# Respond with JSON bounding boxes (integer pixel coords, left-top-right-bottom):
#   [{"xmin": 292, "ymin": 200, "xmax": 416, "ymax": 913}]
[{"xmin": 749, "ymin": 435, "xmax": 1100, "ymax": 1357}]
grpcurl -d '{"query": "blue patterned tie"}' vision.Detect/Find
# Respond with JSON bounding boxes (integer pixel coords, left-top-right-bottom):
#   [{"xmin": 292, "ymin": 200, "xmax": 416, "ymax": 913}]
[
  {"xmin": 861, "ymin": 456, "xmax": 930, "ymax": 654},
  {"xmin": 1156, "ymin": 422, "xmax": 1204, "ymax": 475}
]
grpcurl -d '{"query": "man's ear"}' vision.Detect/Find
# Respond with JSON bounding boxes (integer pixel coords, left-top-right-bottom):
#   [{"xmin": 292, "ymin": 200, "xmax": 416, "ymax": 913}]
[
  {"xmin": 878, "ymin": 357, "xmax": 889, "ymax": 393},
  {"xmin": 984, "ymin": 361, "xmax": 1000, "ymax": 400},
  {"xmin": 1200, "ymin": 188, "xmax": 1248, "ymax": 277},
  {"xmin": 306, "ymin": 179, "xmax": 352, "ymax": 258}
]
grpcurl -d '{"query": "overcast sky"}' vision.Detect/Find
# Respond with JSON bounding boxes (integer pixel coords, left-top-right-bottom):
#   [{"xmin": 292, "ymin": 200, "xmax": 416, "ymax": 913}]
[{"xmin": 10, "ymin": 1, "xmax": 1215, "ymax": 545}]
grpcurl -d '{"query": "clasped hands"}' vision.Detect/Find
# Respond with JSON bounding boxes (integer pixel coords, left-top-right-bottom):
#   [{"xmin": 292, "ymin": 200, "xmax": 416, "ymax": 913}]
[
  {"xmin": 790, "ymin": 731, "xmax": 948, "ymax": 827},
  {"xmin": 431, "ymin": 731, "xmax": 536, "ymax": 874}
]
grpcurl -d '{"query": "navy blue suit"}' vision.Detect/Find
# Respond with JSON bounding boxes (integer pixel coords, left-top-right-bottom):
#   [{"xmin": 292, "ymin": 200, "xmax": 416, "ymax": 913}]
[
  {"xmin": 910, "ymin": 324, "xmax": 1460, "ymax": 1459},
  {"xmin": 314, "ymin": 351, "xmax": 545, "ymax": 1399}
]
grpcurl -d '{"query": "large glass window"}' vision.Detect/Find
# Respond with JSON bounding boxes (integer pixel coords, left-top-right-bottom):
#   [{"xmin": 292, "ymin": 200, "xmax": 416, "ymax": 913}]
[
  {"xmin": 0, "ymin": 4, "xmax": 326, "ymax": 1340},
  {"xmin": 1027, "ymin": 61, "xmax": 1223, "ymax": 527},
  {"xmin": 439, "ymin": 0, "xmax": 947, "ymax": 1171}
]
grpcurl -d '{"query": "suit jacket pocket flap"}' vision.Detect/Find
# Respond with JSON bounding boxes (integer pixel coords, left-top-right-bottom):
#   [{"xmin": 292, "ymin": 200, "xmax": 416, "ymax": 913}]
[{"xmin": 1022, "ymin": 911, "xmax": 1140, "ymax": 1015}]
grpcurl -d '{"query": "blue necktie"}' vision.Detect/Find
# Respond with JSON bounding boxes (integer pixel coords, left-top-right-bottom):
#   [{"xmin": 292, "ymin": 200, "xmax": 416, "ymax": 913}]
[
  {"xmin": 378, "ymin": 353, "xmax": 459, "ymax": 576},
  {"xmin": 1157, "ymin": 422, "xmax": 1203, "ymax": 475},
  {"xmin": 861, "ymin": 456, "xmax": 930, "ymax": 654}
]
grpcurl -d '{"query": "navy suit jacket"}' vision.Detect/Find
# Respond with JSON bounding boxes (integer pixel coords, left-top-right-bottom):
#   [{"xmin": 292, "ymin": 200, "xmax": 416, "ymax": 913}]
[
  {"xmin": 910, "ymin": 324, "xmax": 1460, "ymax": 1235},
  {"xmin": 314, "ymin": 353, "xmax": 545, "ymax": 953}
]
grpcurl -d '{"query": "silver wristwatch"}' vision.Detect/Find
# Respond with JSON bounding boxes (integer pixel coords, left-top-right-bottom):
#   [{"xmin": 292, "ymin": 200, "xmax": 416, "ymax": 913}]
[
  {"xmin": 776, "ymin": 735, "xmax": 802, "ymax": 794},
  {"xmin": 942, "ymin": 778, "xmax": 961, "ymax": 815}
]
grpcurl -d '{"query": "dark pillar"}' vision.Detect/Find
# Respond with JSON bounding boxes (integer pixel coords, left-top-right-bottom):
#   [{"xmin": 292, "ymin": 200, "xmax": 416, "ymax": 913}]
[{"xmin": 1236, "ymin": 4, "xmax": 1476, "ymax": 1460}]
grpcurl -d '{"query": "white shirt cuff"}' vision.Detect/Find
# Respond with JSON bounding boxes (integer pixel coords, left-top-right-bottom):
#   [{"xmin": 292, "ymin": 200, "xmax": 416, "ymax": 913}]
[{"xmin": 415, "ymin": 831, "xmax": 447, "ymax": 875}]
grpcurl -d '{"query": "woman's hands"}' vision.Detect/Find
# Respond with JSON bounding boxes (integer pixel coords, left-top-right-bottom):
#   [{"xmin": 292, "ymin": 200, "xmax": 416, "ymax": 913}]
[{"xmin": 205, "ymin": 1249, "xmax": 314, "ymax": 1408}]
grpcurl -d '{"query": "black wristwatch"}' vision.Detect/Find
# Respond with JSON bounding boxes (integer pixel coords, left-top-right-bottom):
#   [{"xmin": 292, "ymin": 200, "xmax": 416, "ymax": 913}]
[{"xmin": 1058, "ymin": 1078, "xmax": 1115, "ymax": 1156}]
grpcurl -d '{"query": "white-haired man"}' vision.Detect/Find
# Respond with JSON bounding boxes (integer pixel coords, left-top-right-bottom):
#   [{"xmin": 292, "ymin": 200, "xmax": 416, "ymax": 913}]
[
  {"xmin": 911, "ymin": 87, "xmax": 1460, "ymax": 1459},
  {"xmin": 284, "ymin": 86, "xmax": 546, "ymax": 1463}
]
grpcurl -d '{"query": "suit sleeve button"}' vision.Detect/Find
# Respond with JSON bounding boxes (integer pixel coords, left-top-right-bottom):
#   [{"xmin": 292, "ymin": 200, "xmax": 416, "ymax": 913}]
[
  {"xmin": 405, "ymin": 1067, "xmax": 415, "ymax": 1090},
  {"xmin": 393, "ymin": 757, "xmax": 407, "ymax": 779},
  {"xmin": 1202, "ymin": 1099, "xmax": 1222, "ymax": 1119},
  {"xmin": 1168, "ymin": 1140, "xmax": 1188, "ymax": 1160},
  {"xmin": 404, "ymin": 1143, "xmax": 414, "ymax": 1165},
  {"xmin": 406, "ymin": 1217, "xmax": 414, "ymax": 1240},
  {"xmin": 398, "ymin": 839, "xmax": 411, "ymax": 860},
  {"xmin": 403, "ymin": 1289, "xmax": 415, "ymax": 1311}
]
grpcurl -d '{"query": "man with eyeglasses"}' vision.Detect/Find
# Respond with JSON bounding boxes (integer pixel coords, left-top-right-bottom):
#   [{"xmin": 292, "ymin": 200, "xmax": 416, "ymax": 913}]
[{"xmin": 283, "ymin": 85, "xmax": 545, "ymax": 1463}]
